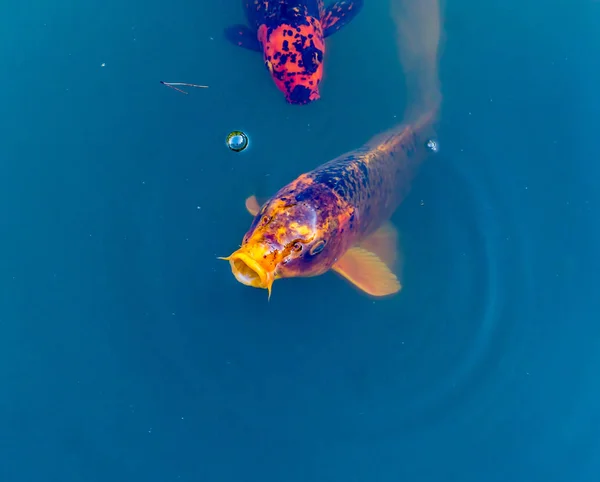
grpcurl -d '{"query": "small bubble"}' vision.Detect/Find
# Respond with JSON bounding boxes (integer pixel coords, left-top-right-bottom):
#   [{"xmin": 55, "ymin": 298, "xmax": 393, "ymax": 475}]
[
  {"xmin": 226, "ymin": 131, "xmax": 249, "ymax": 152},
  {"xmin": 426, "ymin": 139, "xmax": 439, "ymax": 153}
]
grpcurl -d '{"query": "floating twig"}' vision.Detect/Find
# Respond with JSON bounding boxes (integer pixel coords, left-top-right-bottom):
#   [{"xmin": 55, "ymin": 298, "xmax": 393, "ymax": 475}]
[{"xmin": 160, "ymin": 81, "xmax": 209, "ymax": 95}]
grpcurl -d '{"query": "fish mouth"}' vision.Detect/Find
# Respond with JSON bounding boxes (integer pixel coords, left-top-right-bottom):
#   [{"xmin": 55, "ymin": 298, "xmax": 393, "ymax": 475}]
[
  {"xmin": 220, "ymin": 249, "xmax": 275, "ymax": 297},
  {"xmin": 286, "ymin": 84, "xmax": 320, "ymax": 105}
]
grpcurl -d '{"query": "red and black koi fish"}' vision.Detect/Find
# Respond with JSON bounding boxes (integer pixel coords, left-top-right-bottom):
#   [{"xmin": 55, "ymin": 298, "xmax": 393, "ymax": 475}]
[{"xmin": 224, "ymin": 0, "xmax": 364, "ymax": 105}]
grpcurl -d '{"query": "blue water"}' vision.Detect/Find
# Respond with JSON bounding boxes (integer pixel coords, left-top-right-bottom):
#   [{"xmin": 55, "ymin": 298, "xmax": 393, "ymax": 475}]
[{"xmin": 1, "ymin": 0, "xmax": 599, "ymax": 481}]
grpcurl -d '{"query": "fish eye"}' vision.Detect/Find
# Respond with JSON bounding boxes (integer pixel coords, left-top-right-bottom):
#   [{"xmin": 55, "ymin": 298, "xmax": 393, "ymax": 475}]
[
  {"xmin": 301, "ymin": 48, "xmax": 322, "ymax": 74},
  {"xmin": 292, "ymin": 242, "xmax": 303, "ymax": 252},
  {"xmin": 309, "ymin": 240, "xmax": 326, "ymax": 256}
]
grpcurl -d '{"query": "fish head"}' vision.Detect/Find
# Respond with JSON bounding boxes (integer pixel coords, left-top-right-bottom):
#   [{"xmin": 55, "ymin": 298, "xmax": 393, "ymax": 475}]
[
  {"xmin": 223, "ymin": 186, "xmax": 344, "ymax": 297},
  {"xmin": 258, "ymin": 19, "xmax": 325, "ymax": 105}
]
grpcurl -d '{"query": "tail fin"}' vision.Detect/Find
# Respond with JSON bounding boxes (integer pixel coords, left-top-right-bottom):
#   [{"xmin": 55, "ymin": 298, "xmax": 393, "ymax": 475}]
[{"xmin": 391, "ymin": 0, "xmax": 444, "ymax": 123}]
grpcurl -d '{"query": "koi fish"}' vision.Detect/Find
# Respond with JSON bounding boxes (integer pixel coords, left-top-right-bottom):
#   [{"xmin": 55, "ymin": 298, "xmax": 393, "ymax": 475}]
[
  {"xmin": 220, "ymin": 111, "xmax": 437, "ymax": 298},
  {"xmin": 224, "ymin": 0, "xmax": 364, "ymax": 105}
]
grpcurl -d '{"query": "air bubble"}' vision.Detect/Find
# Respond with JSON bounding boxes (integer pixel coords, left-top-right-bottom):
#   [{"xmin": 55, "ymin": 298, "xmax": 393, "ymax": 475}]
[
  {"xmin": 426, "ymin": 139, "xmax": 439, "ymax": 153},
  {"xmin": 226, "ymin": 131, "xmax": 249, "ymax": 152}
]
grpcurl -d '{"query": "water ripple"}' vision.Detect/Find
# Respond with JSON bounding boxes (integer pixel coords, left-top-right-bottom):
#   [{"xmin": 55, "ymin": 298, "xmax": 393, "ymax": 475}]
[{"xmin": 316, "ymin": 140, "xmax": 539, "ymax": 441}]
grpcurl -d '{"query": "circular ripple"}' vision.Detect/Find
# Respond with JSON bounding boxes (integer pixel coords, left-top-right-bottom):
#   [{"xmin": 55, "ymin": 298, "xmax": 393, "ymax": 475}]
[{"xmin": 327, "ymin": 141, "xmax": 537, "ymax": 440}]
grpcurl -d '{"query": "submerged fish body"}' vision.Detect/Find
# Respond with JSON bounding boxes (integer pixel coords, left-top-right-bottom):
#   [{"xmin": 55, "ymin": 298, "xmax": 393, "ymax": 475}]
[
  {"xmin": 223, "ymin": 113, "xmax": 436, "ymax": 297},
  {"xmin": 224, "ymin": 0, "xmax": 364, "ymax": 105}
]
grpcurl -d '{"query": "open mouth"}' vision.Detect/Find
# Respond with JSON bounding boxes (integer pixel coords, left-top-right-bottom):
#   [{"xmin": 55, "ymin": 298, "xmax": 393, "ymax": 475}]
[
  {"xmin": 220, "ymin": 246, "xmax": 276, "ymax": 299},
  {"xmin": 231, "ymin": 256, "xmax": 262, "ymax": 286},
  {"xmin": 226, "ymin": 251, "xmax": 271, "ymax": 289}
]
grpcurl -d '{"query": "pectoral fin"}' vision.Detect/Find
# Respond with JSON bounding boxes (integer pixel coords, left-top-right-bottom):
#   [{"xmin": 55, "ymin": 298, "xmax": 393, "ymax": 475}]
[
  {"xmin": 224, "ymin": 24, "xmax": 262, "ymax": 51},
  {"xmin": 332, "ymin": 222, "xmax": 402, "ymax": 297},
  {"xmin": 357, "ymin": 222, "xmax": 399, "ymax": 271},
  {"xmin": 244, "ymin": 195, "xmax": 261, "ymax": 216},
  {"xmin": 332, "ymin": 247, "xmax": 401, "ymax": 297},
  {"xmin": 322, "ymin": 0, "xmax": 364, "ymax": 38}
]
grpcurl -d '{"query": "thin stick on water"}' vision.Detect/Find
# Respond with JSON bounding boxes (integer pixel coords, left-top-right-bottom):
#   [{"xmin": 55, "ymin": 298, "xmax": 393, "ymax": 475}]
[{"xmin": 160, "ymin": 81, "xmax": 209, "ymax": 95}]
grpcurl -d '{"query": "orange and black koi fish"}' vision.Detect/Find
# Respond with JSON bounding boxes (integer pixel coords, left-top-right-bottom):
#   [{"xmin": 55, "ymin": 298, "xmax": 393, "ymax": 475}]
[
  {"xmin": 220, "ymin": 111, "xmax": 437, "ymax": 298},
  {"xmin": 224, "ymin": 0, "xmax": 364, "ymax": 105}
]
